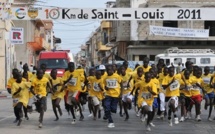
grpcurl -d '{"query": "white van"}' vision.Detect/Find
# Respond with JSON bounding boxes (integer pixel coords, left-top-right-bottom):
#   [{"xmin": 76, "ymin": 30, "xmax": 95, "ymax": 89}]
[{"xmin": 154, "ymin": 47, "xmax": 215, "ymax": 70}]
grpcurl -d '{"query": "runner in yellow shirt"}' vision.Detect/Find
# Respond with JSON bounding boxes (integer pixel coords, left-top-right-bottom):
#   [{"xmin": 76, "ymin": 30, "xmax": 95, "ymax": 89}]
[
  {"xmin": 202, "ymin": 66, "xmax": 214, "ymax": 121},
  {"xmin": 133, "ymin": 72, "xmax": 157, "ymax": 131},
  {"xmin": 129, "ymin": 67, "xmax": 144, "ymax": 115},
  {"xmin": 103, "ymin": 65, "xmax": 122, "ymax": 128},
  {"xmin": 7, "ymin": 68, "xmax": 19, "ymax": 94},
  {"xmin": 89, "ymin": 70, "xmax": 105, "ymax": 120},
  {"xmin": 149, "ymin": 68, "xmax": 160, "ymax": 126},
  {"xmin": 122, "ymin": 61, "xmax": 133, "ymax": 75},
  {"xmin": 62, "ymin": 62, "xmax": 85, "ymax": 124},
  {"xmin": 85, "ymin": 67, "xmax": 95, "ymax": 117},
  {"xmin": 30, "ymin": 69, "xmax": 51, "ymax": 128},
  {"xmin": 11, "ymin": 73, "xmax": 31, "ymax": 126},
  {"xmin": 135, "ymin": 57, "xmax": 151, "ymax": 73},
  {"xmin": 162, "ymin": 67, "xmax": 181, "ymax": 126},
  {"xmin": 179, "ymin": 70, "xmax": 193, "ymax": 122},
  {"xmin": 120, "ymin": 65, "xmax": 133, "ymax": 121},
  {"xmin": 190, "ymin": 67, "xmax": 204, "ymax": 121},
  {"xmin": 50, "ymin": 69, "xmax": 64, "ymax": 121},
  {"xmin": 157, "ymin": 67, "xmax": 168, "ymax": 119}
]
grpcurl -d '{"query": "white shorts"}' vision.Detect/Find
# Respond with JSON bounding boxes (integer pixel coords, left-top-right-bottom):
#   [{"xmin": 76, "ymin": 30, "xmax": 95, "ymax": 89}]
[
  {"xmin": 122, "ymin": 93, "xmax": 133, "ymax": 102},
  {"xmin": 168, "ymin": 96, "xmax": 179, "ymax": 108},
  {"xmin": 92, "ymin": 96, "xmax": 100, "ymax": 106},
  {"xmin": 141, "ymin": 101, "xmax": 153, "ymax": 112},
  {"xmin": 67, "ymin": 91, "xmax": 80, "ymax": 105}
]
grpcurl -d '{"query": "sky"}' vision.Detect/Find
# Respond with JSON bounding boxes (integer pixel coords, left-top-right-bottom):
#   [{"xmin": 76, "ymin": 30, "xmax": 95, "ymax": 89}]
[{"xmin": 37, "ymin": 0, "xmax": 111, "ymax": 55}]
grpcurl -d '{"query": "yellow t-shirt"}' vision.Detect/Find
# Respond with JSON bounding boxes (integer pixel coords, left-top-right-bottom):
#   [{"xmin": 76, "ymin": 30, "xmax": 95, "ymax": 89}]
[
  {"xmin": 132, "ymin": 73, "xmax": 145, "ymax": 83},
  {"xmin": 158, "ymin": 73, "xmax": 167, "ymax": 94},
  {"xmin": 11, "ymin": 82, "xmax": 31, "ymax": 107},
  {"xmin": 151, "ymin": 78, "xmax": 160, "ymax": 97},
  {"xmin": 87, "ymin": 76, "xmax": 95, "ymax": 96},
  {"xmin": 89, "ymin": 77, "xmax": 105, "ymax": 100},
  {"xmin": 179, "ymin": 78, "xmax": 194, "ymax": 97},
  {"xmin": 190, "ymin": 76, "xmax": 204, "ymax": 96},
  {"xmin": 126, "ymin": 68, "xmax": 133, "ymax": 75},
  {"xmin": 202, "ymin": 74, "xmax": 213, "ymax": 94},
  {"xmin": 162, "ymin": 74, "xmax": 181, "ymax": 97},
  {"xmin": 135, "ymin": 66, "xmax": 151, "ymax": 73},
  {"xmin": 63, "ymin": 70, "xmax": 85, "ymax": 93},
  {"xmin": 51, "ymin": 77, "xmax": 65, "ymax": 100},
  {"xmin": 136, "ymin": 80, "xmax": 157, "ymax": 107},
  {"xmin": 7, "ymin": 77, "xmax": 16, "ymax": 89},
  {"xmin": 104, "ymin": 73, "xmax": 122, "ymax": 98},
  {"xmin": 32, "ymin": 77, "xmax": 49, "ymax": 97},
  {"xmin": 212, "ymin": 76, "xmax": 215, "ymax": 94},
  {"xmin": 120, "ymin": 73, "xmax": 133, "ymax": 95}
]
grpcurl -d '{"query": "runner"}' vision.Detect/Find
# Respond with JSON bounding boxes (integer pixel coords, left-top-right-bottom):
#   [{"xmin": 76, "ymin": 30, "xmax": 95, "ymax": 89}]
[
  {"xmin": 30, "ymin": 69, "xmax": 51, "ymax": 128},
  {"xmin": 120, "ymin": 65, "xmax": 133, "ymax": 121},
  {"xmin": 86, "ymin": 67, "xmax": 96, "ymax": 117},
  {"xmin": 149, "ymin": 68, "xmax": 160, "ymax": 126},
  {"xmin": 132, "ymin": 72, "xmax": 157, "ymax": 131},
  {"xmin": 190, "ymin": 67, "xmax": 204, "ymax": 121},
  {"xmin": 157, "ymin": 67, "xmax": 168, "ymax": 119},
  {"xmin": 202, "ymin": 66, "xmax": 214, "ymax": 121},
  {"xmin": 50, "ymin": 69, "xmax": 64, "ymax": 121},
  {"xmin": 162, "ymin": 67, "xmax": 181, "ymax": 126},
  {"xmin": 179, "ymin": 70, "xmax": 192, "ymax": 122},
  {"xmin": 11, "ymin": 73, "xmax": 31, "ymax": 126},
  {"xmin": 129, "ymin": 67, "xmax": 145, "ymax": 116},
  {"xmin": 62, "ymin": 62, "xmax": 85, "ymax": 124},
  {"xmin": 89, "ymin": 70, "xmax": 105, "ymax": 120},
  {"xmin": 103, "ymin": 65, "xmax": 122, "ymax": 128}
]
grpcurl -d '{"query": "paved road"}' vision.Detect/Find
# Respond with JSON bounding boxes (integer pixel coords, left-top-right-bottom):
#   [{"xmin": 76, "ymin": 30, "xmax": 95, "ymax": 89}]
[{"xmin": 0, "ymin": 97, "xmax": 215, "ymax": 134}]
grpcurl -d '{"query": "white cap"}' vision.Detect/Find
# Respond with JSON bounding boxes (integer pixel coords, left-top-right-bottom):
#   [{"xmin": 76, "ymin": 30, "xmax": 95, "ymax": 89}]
[{"xmin": 98, "ymin": 65, "xmax": 106, "ymax": 70}]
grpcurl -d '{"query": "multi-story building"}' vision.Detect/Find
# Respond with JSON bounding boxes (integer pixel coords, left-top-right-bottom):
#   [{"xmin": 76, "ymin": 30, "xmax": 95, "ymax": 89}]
[{"xmin": 111, "ymin": 0, "xmax": 215, "ymax": 61}]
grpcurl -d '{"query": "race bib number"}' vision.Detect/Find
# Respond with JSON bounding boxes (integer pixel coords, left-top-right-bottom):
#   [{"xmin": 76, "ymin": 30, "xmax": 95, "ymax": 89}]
[
  {"xmin": 170, "ymin": 80, "xmax": 180, "ymax": 91},
  {"xmin": 122, "ymin": 81, "xmax": 128, "ymax": 90},
  {"xmin": 106, "ymin": 79, "xmax": 117, "ymax": 88},
  {"xmin": 142, "ymin": 93, "xmax": 152, "ymax": 100},
  {"xmin": 93, "ymin": 83, "xmax": 101, "ymax": 92},
  {"xmin": 13, "ymin": 98, "xmax": 19, "ymax": 105},
  {"xmin": 68, "ymin": 78, "xmax": 77, "ymax": 86},
  {"xmin": 192, "ymin": 84, "xmax": 201, "ymax": 91},
  {"xmin": 203, "ymin": 77, "xmax": 210, "ymax": 84},
  {"xmin": 185, "ymin": 85, "xmax": 193, "ymax": 91}
]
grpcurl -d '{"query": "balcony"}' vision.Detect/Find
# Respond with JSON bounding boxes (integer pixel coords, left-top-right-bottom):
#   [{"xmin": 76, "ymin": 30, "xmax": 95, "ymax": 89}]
[
  {"xmin": 27, "ymin": 37, "xmax": 50, "ymax": 51},
  {"xmin": 97, "ymin": 42, "xmax": 111, "ymax": 51},
  {"xmin": 101, "ymin": 21, "xmax": 111, "ymax": 29}
]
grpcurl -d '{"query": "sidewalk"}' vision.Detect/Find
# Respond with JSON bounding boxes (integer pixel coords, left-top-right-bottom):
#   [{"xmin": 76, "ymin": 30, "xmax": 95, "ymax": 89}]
[{"xmin": 0, "ymin": 90, "xmax": 12, "ymax": 98}]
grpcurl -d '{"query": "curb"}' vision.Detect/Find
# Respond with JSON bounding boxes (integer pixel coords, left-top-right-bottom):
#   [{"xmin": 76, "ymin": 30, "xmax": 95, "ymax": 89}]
[{"xmin": 0, "ymin": 91, "xmax": 12, "ymax": 98}]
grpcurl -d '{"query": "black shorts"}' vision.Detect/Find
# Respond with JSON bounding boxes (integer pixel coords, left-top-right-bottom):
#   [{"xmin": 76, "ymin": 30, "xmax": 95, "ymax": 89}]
[{"xmin": 165, "ymin": 97, "xmax": 171, "ymax": 102}]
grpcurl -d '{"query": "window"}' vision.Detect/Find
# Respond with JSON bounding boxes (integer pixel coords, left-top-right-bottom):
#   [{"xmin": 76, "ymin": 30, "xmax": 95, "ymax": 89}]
[
  {"xmin": 163, "ymin": 21, "xmax": 178, "ymax": 28},
  {"xmin": 139, "ymin": 55, "xmax": 147, "ymax": 61},
  {"xmin": 39, "ymin": 59, "xmax": 68, "ymax": 69},
  {"xmin": 200, "ymin": 58, "xmax": 210, "ymax": 64},
  {"xmin": 204, "ymin": 21, "xmax": 215, "ymax": 36},
  {"xmin": 174, "ymin": 58, "xmax": 182, "ymax": 64},
  {"xmin": 150, "ymin": 55, "xmax": 155, "ymax": 61},
  {"xmin": 187, "ymin": 58, "xmax": 196, "ymax": 64},
  {"xmin": 165, "ymin": 59, "xmax": 170, "ymax": 66}
]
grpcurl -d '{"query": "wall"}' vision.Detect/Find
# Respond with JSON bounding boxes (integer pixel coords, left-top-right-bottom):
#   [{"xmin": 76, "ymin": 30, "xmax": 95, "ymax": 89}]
[
  {"xmin": 13, "ymin": 20, "xmax": 35, "ymax": 66},
  {"xmin": 116, "ymin": 0, "xmax": 131, "ymax": 41}
]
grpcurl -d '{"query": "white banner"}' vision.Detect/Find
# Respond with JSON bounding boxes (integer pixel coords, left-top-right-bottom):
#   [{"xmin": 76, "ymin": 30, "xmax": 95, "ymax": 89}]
[
  {"xmin": 0, "ymin": 7, "xmax": 215, "ymax": 20},
  {"xmin": 10, "ymin": 27, "xmax": 24, "ymax": 44},
  {"xmin": 149, "ymin": 25, "xmax": 209, "ymax": 38}
]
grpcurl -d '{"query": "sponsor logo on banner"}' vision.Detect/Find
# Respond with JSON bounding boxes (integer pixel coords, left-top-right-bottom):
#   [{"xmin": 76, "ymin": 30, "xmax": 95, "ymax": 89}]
[
  {"xmin": 15, "ymin": 8, "xmax": 26, "ymax": 19},
  {"xmin": 28, "ymin": 8, "xmax": 38, "ymax": 19}
]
